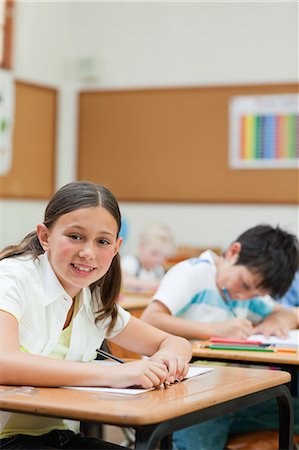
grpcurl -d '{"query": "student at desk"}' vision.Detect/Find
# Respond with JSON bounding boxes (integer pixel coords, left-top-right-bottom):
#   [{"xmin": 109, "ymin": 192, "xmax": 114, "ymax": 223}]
[
  {"xmin": 121, "ymin": 223, "xmax": 176, "ymax": 293},
  {"xmin": 0, "ymin": 181, "xmax": 191, "ymax": 450},
  {"xmin": 141, "ymin": 224, "xmax": 299, "ymax": 450}
]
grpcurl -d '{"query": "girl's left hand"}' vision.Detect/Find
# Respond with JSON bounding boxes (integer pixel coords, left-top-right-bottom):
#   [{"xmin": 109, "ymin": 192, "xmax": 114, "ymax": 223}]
[{"xmin": 148, "ymin": 352, "xmax": 189, "ymax": 384}]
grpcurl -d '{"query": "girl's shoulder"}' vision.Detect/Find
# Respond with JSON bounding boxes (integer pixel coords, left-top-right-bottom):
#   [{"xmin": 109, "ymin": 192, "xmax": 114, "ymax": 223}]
[{"xmin": 1, "ymin": 255, "xmax": 41, "ymax": 280}]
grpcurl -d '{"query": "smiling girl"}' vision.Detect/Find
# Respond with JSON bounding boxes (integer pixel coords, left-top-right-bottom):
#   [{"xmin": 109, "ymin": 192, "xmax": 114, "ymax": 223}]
[{"xmin": 0, "ymin": 181, "xmax": 192, "ymax": 450}]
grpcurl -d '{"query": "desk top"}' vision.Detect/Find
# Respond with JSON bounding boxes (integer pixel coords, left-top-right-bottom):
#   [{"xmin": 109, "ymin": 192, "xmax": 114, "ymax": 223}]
[
  {"xmin": 118, "ymin": 291, "xmax": 152, "ymax": 311},
  {"xmin": 0, "ymin": 365, "xmax": 290, "ymax": 426},
  {"xmin": 192, "ymin": 343, "xmax": 299, "ymax": 366}
]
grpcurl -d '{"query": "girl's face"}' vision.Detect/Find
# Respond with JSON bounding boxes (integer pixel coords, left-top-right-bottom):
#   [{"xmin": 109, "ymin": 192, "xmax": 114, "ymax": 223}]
[
  {"xmin": 37, "ymin": 206, "xmax": 122, "ymax": 298},
  {"xmin": 215, "ymin": 243, "xmax": 268, "ymax": 300}
]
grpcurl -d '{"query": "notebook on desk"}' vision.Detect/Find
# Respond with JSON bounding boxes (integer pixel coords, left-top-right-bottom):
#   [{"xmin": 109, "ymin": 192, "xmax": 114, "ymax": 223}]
[{"xmin": 247, "ymin": 329, "xmax": 299, "ymax": 348}]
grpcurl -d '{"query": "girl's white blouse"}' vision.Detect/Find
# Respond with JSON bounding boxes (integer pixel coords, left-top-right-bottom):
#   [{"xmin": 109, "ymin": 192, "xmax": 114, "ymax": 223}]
[{"xmin": 0, "ymin": 252, "xmax": 130, "ymax": 362}]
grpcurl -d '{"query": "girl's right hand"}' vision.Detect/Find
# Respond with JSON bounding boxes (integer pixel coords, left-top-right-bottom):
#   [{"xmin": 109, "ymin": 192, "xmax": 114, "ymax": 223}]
[{"xmin": 103, "ymin": 359, "xmax": 168, "ymax": 389}]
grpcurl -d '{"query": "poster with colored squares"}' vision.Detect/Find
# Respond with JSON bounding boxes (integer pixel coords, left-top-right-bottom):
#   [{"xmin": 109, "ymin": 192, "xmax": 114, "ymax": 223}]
[{"xmin": 229, "ymin": 94, "xmax": 299, "ymax": 169}]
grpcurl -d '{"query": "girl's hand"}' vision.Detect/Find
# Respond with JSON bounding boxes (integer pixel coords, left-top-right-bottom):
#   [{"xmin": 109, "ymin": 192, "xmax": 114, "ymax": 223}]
[
  {"xmin": 104, "ymin": 359, "xmax": 168, "ymax": 389},
  {"xmin": 148, "ymin": 352, "xmax": 189, "ymax": 384}
]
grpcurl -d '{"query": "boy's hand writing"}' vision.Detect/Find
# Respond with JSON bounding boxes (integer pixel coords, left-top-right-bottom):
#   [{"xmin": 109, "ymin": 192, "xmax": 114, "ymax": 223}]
[{"xmin": 216, "ymin": 318, "xmax": 254, "ymax": 340}]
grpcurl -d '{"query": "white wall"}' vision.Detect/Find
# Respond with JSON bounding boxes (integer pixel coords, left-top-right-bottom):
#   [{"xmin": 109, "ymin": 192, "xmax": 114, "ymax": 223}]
[
  {"xmin": 71, "ymin": 1, "xmax": 298, "ymax": 87},
  {"xmin": 1, "ymin": 1, "xmax": 298, "ymax": 252}
]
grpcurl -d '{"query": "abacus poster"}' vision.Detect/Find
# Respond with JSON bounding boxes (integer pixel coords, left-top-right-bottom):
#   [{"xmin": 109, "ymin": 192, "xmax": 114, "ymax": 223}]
[{"xmin": 229, "ymin": 93, "xmax": 298, "ymax": 169}]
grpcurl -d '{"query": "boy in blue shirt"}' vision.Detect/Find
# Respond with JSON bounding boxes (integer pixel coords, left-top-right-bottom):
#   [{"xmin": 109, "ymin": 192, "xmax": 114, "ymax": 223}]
[
  {"xmin": 278, "ymin": 271, "xmax": 299, "ymax": 326},
  {"xmin": 142, "ymin": 224, "xmax": 299, "ymax": 450}
]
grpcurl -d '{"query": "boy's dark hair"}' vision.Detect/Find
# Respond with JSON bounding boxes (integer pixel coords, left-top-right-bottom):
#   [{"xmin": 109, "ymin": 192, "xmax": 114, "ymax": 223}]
[{"xmin": 234, "ymin": 224, "xmax": 299, "ymax": 298}]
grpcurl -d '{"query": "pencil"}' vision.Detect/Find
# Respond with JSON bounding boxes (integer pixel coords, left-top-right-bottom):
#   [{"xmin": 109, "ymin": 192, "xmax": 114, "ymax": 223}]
[
  {"xmin": 222, "ymin": 287, "xmax": 237, "ymax": 317},
  {"xmin": 273, "ymin": 348, "xmax": 297, "ymax": 353},
  {"xmin": 209, "ymin": 344, "xmax": 275, "ymax": 352},
  {"xmin": 96, "ymin": 348, "xmax": 125, "ymax": 364}
]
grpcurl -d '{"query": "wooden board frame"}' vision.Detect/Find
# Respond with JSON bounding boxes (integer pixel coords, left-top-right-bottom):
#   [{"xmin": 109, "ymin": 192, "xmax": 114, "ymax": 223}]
[
  {"xmin": 78, "ymin": 83, "xmax": 299, "ymax": 204},
  {"xmin": 0, "ymin": 80, "xmax": 57, "ymax": 199}
]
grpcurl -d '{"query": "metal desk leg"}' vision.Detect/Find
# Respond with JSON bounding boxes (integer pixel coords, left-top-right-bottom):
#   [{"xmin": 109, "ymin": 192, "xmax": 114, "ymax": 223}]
[
  {"xmin": 277, "ymin": 385, "xmax": 294, "ymax": 450},
  {"xmin": 135, "ymin": 424, "xmax": 172, "ymax": 450},
  {"xmin": 160, "ymin": 434, "xmax": 172, "ymax": 450},
  {"xmin": 133, "ymin": 385, "xmax": 294, "ymax": 450},
  {"xmin": 80, "ymin": 422, "xmax": 103, "ymax": 439}
]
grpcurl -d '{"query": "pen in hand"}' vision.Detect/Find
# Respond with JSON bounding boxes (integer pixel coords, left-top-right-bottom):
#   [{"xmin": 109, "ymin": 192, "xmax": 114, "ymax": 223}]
[
  {"xmin": 222, "ymin": 287, "xmax": 237, "ymax": 317},
  {"xmin": 95, "ymin": 348, "xmax": 125, "ymax": 364}
]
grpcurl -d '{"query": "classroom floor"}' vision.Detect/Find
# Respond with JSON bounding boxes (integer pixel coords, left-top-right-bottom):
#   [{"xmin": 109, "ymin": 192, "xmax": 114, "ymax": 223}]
[
  {"xmin": 103, "ymin": 425, "xmax": 133, "ymax": 448},
  {"xmin": 103, "ymin": 425, "xmax": 160, "ymax": 449}
]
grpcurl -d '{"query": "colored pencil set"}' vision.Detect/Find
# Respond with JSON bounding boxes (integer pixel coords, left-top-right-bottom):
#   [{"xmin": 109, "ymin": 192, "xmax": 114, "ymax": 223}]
[{"xmin": 195, "ymin": 337, "xmax": 298, "ymax": 353}]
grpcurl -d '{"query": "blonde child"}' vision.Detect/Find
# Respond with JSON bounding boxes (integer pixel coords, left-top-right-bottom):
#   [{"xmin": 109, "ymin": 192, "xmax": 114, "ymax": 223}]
[
  {"xmin": 121, "ymin": 223, "xmax": 176, "ymax": 293},
  {"xmin": 0, "ymin": 181, "xmax": 191, "ymax": 450}
]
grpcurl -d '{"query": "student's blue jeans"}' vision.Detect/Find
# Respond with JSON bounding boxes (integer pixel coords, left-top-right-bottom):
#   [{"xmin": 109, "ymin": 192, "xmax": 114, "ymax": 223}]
[{"xmin": 173, "ymin": 397, "xmax": 299, "ymax": 450}]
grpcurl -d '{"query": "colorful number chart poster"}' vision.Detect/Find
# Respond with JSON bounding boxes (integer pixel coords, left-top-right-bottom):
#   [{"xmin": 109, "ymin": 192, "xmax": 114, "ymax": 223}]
[{"xmin": 229, "ymin": 94, "xmax": 299, "ymax": 169}]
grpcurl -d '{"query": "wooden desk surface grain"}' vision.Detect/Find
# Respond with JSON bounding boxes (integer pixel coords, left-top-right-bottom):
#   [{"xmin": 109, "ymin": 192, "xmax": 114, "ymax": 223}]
[
  {"xmin": 192, "ymin": 343, "xmax": 299, "ymax": 366},
  {"xmin": 118, "ymin": 291, "xmax": 152, "ymax": 311},
  {"xmin": 0, "ymin": 366, "xmax": 290, "ymax": 426}
]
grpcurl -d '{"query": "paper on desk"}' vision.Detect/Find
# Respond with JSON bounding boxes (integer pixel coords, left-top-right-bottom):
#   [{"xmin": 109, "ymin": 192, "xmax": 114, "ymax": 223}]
[
  {"xmin": 247, "ymin": 329, "xmax": 299, "ymax": 347},
  {"xmin": 64, "ymin": 386, "xmax": 154, "ymax": 395},
  {"xmin": 63, "ymin": 365, "xmax": 213, "ymax": 395},
  {"xmin": 186, "ymin": 365, "xmax": 213, "ymax": 378}
]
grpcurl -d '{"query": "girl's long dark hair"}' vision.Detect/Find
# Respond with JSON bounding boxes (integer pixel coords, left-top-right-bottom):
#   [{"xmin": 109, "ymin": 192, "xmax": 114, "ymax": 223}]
[{"xmin": 0, "ymin": 181, "xmax": 122, "ymax": 333}]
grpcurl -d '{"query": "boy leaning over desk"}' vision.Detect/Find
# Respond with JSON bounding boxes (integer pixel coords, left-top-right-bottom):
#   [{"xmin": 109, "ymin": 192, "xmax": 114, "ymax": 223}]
[
  {"xmin": 278, "ymin": 270, "xmax": 299, "ymax": 327},
  {"xmin": 141, "ymin": 224, "xmax": 299, "ymax": 450}
]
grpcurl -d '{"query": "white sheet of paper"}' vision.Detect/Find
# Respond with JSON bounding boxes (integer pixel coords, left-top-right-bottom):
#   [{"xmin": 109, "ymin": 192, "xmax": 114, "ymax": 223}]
[
  {"xmin": 247, "ymin": 329, "xmax": 299, "ymax": 346},
  {"xmin": 62, "ymin": 364, "xmax": 213, "ymax": 395},
  {"xmin": 64, "ymin": 386, "xmax": 154, "ymax": 395},
  {"xmin": 185, "ymin": 365, "xmax": 213, "ymax": 379}
]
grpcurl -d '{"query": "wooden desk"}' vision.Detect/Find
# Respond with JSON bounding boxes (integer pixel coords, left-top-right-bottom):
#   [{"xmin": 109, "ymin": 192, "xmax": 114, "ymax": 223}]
[
  {"xmin": 0, "ymin": 366, "xmax": 293, "ymax": 450},
  {"xmin": 118, "ymin": 291, "xmax": 152, "ymax": 315},
  {"xmin": 192, "ymin": 343, "xmax": 299, "ymax": 395}
]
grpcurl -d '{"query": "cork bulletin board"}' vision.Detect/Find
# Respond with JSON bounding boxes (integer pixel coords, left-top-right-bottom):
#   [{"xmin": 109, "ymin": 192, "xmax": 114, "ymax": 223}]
[
  {"xmin": 0, "ymin": 80, "xmax": 57, "ymax": 199},
  {"xmin": 77, "ymin": 83, "xmax": 298, "ymax": 203}
]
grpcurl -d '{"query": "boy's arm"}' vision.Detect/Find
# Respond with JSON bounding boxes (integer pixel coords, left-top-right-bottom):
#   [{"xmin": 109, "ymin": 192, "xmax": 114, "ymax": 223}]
[
  {"xmin": 141, "ymin": 300, "xmax": 254, "ymax": 340},
  {"xmin": 253, "ymin": 304, "xmax": 298, "ymax": 337},
  {"xmin": 292, "ymin": 307, "xmax": 299, "ymax": 327}
]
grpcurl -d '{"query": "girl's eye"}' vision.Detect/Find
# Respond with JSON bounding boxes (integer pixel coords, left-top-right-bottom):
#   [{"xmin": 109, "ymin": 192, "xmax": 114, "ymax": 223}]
[
  {"xmin": 97, "ymin": 239, "xmax": 110, "ymax": 246},
  {"xmin": 68, "ymin": 234, "xmax": 82, "ymax": 241}
]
